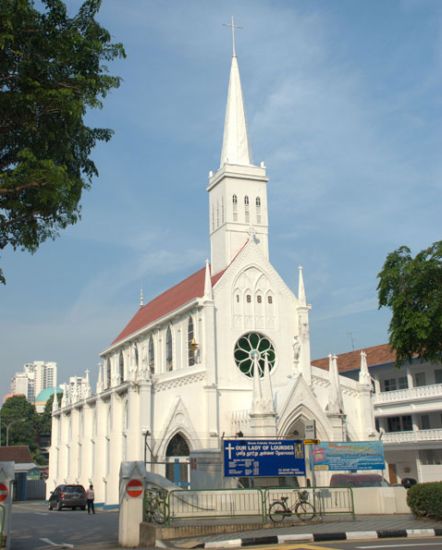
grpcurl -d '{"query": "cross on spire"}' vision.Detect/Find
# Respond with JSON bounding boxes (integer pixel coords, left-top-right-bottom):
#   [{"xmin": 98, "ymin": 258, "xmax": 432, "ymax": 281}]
[{"xmin": 223, "ymin": 16, "xmax": 243, "ymax": 57}]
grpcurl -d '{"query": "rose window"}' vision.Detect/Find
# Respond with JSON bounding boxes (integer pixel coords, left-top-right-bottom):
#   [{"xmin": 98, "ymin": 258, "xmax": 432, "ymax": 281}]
[{"xmin": 234, "ymin": 332, "xmax": 276, "ymax": 377}]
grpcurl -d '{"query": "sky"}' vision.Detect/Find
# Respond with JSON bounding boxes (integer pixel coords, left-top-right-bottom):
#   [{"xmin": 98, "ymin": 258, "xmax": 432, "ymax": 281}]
[{"xmin": 1, "ymin": 0, "xmax": 441, "ymax": 399}]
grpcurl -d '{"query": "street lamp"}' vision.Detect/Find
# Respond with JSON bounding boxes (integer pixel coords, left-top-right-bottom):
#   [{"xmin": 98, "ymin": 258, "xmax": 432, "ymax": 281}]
[{"xmin": 6, "ymin": 418, "xmax": 25, "ymax": 446}]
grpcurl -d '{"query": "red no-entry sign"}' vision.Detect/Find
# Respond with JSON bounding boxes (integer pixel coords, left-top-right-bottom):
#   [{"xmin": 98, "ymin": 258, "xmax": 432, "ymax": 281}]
[
  {"xmin": 0, "ymin": 482, "xmax": 8, "ymax": 502},
  {"xmin": 126, "ymin": 479, "xmax": 143, "ymax": 498}
]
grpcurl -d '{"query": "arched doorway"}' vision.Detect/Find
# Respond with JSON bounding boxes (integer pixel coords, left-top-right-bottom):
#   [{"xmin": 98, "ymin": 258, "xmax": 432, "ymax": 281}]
[{"xmin": 165, "ymin": 433, "xmax": 190, "ymax": 488}]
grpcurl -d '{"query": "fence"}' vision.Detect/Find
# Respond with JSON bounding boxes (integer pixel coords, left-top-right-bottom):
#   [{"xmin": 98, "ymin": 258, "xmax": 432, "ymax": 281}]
[{"xmin": 144, "ymin": 487, "xmax": 354, "ymax": 525}]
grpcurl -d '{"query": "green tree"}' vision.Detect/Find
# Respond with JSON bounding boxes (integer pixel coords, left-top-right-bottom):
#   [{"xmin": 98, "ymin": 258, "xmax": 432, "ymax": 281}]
[
  {"xmin": 378, "ymin": 241, "xmax": 442, "ymax": 366},
  {"xmin": 0, "ymin": 0, "xmax": 125, "ymax": 283},
  {"xmin": 0, "ymin": 395, "xmax": 38, "ymax": 447}
]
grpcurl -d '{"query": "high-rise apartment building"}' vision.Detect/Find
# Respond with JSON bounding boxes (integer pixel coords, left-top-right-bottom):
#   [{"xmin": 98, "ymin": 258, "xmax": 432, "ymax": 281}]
[{"xmin": 10, "ymin": 361, "xmax": 58, "ymax": 404}]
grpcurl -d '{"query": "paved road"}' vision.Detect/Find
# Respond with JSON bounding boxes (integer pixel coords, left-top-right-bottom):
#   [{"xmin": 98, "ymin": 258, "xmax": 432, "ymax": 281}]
[{"xmin": 10, "ymin": 500, "xmax": 119, "ymax": 549}]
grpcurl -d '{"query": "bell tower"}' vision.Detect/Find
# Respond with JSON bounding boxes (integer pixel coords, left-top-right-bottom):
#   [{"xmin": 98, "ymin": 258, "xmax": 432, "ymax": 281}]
[{"xmin": 208, "ymin": 27, "xmax": 269, "ymax": 275}]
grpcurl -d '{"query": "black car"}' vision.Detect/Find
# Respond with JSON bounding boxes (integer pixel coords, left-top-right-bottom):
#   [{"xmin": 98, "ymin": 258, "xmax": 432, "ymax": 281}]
[{"xmin": 48, "ymin": 484, "xmax": 87, "ymax": 511}]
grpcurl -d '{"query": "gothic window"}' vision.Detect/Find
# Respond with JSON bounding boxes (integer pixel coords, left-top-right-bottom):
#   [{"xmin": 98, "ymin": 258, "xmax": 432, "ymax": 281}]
[
  {"xmin": 246, "ymin": 294, "xmax": 251, "ymax": 303},
  {"xmin": 119, "ymin": 351, "xmax": 124, "ymax": 383},
  {"xmin": 268, "ymin": 296, "xmax": 273, "ymax": 304},
  {"xmin": 148, "ymin": 336, "xmax": 155, "ymax": 374},
  {"xmin": 233, "ymin": 194, "xmax": 237, "ymax": 204},
  {"xmin": 244, "ymin": 196, "xmax": 249, "ymax": 205},
  {"xmin": 256, "ymin": 196, "xmax": 261, "ymax": 224},
  {"xmin": 166, "ymin": 326, "xmax": 173, "ymax": 371},
  {"xmin": 106, "ymin": 358, "xmax": 111, "ymax": 389},
  {"xmin": 166, "ymin": 433, "xmax": 190, "ymax": 457},
  {"xmin": 134, "ymin": 344, "xmax": 139, "ymax": 367},
  {"xmin": 236, "ymin": 295, "xmax": 240, "ymax": 302},
  {"xmin": 234, "ymin": 332, "xmax": 276, "ymax": 377},
  {"xmin": 257, "ymin": 295, "xmax": 262, "ymax": 303},
  {"xmin": 188, "ymin": 317, "xmax": 195, "ymax": 367},
  {"xmin": 244, "ymin": 195, "xmax": 250, "ymax": 223},
  {"xmin": 233, "ymin": 195, "xmax": 238, "ymax": 221}
]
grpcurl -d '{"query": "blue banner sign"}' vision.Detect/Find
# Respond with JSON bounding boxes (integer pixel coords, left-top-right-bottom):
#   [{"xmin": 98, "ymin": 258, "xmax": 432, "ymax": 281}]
[
  {"xmin": 223, "ymin": 439, "xmax": 306, "ymax": 477},
  {"xmin": 311, "ymin": 441, "xmax": 385, "ymax": 471}
]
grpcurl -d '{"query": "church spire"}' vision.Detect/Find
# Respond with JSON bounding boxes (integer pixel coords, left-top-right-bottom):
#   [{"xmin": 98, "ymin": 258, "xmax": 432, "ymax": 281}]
[
  {"xmin": 220, "ymin": 33, "xmax": 252, "ymax": 167},
  {"xmin": 298, "ymin": 266, "xmax": 307, "ymax": 306}
]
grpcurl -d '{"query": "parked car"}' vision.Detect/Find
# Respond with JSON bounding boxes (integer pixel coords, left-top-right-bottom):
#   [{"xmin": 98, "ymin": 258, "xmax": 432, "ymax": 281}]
[
  {"xmin": 330, "ymin": 474, "xmax": 390, "ymax": 488},
  {"xmin": 48, "ymin": 484, "xmax": 87, "ymax": 511}
]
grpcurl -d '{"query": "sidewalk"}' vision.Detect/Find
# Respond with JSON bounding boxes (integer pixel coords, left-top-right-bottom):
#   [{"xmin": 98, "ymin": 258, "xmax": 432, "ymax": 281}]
[{"xmin": 172, "ymin": 514, "xmax": 442, "ymax": 548}]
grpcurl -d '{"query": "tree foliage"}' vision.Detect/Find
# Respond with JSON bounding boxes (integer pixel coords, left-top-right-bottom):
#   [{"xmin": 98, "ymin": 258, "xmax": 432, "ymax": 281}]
[
  {"xmin": 378, "ymin": 241, "xmax": 442, "ymax": 366},
  {"xmin": 0, "ymin": 0, "xmax": 125, "ymax": 283},
  {"xmin": 0, "ymin": 395, "xmax": 38, "ymax": 447}
]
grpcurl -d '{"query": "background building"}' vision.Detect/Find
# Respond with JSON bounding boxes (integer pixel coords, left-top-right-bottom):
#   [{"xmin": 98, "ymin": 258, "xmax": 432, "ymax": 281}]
[
  {"xmin": 313, "ymin": 344, "xmax": 442, "ymax": 484},
  {"xmin": 10, "ymin": 361, "xmax": 58, "ymax": 406}
]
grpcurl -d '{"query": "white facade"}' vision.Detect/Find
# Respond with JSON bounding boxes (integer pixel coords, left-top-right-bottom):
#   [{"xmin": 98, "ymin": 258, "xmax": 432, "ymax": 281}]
[
  {"xmin": 313, "ymin": 345, "xmax": 442, "ymax": 485},
  {"xmin": 11, "ymin": 361, "xmax": 57, "ymax": 403},
  {"xmin": 49, "ymin": 50, "xmax": 378, "ymax": 506}
]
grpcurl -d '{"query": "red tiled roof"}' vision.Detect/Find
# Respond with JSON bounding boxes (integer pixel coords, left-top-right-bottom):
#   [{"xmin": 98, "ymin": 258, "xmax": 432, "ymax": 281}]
[
  {"xmin": 0, "ymin": 446, "xmax": 33, "ymax": 463},
  {"xmin": 111, "ymin": 265, "xmax": 225, "ymax": 346},
  {"xmin": 312, "ymin": 343, "xmax": 396, "ymax": 373}
]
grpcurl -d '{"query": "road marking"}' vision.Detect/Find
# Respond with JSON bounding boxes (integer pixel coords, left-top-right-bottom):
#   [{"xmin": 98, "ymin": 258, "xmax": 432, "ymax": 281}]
[
  {"xmin": 40, "ymin": 538, "xmax": 74, "ymax": 548},
  {"xmin": 357, "ymin": 543, "xmax": 442, "ymax": 549}
]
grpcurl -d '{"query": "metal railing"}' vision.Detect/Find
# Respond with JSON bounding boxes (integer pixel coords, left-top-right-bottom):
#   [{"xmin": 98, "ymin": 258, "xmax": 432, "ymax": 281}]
[{"xmin": 144, "ymin": 486, "xmax": 354, "ymax": 525}]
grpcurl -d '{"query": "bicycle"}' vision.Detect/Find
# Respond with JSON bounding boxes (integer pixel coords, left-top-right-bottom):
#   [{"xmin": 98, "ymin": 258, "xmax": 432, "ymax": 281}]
[
  {"xmin": 269, "ymin": 490, "xmax": 316, "ymax": 522},
  {"xmin": 144, "ymin": 489, "xmax": 169, "ymax": 524}
]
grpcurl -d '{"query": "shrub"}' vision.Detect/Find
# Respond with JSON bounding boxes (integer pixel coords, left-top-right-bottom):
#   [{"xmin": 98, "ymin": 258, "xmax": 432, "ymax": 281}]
[{"xmin": 407, "ymin": 482, "xmax": 442, "ymax": 519}]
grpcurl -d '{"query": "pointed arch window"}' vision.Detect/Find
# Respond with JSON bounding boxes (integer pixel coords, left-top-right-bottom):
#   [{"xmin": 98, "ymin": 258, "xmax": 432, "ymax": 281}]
[
  {"xmin": 106, "ymin": 358, "xmax": 111, "ymax": 389},
  {"xmin": 166, "ymin": 326, "xmax": 173, "ymax": 371},
  {"xmin": 148, "ymin": 336, "xmax": 155, "ymax": 374},
  {"xmin": 244, "ymin": 196, "xmax": 249, "ymax": 206},
  {"xmin": 244, "ymin": 195, "xmax": 250, "ymax": 223},
  {"xmin": 256, "ymin": 196, "xmax": 262, "ymax": 224},
  {"xmin": 119, "ymin": 351, "xmax": 124, "ymax": 383},
  {"xmin": 188, "ymin": 316, "xmax": 195, "ymax": 366},
  {"xmin": 233, "ymin": 194, "xmax": 238, "ymax": 221},
  {"xmin": 134, "ymin": 344, "xmax": 139, "ymax": 367}
]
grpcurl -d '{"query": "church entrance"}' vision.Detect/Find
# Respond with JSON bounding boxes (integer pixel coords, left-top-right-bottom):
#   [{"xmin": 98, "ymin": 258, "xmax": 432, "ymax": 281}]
[{"xmin": 165, "ymin": 433, "xmax": 190, "ymax": 489}]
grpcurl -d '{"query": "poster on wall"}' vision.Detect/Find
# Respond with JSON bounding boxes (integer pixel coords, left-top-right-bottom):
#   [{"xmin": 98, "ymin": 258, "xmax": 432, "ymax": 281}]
[
  {"xmin": 223, "ymin": 439, "xmax": 306, "ymax": 477},
  {"xmin": 311, "ymin": 441, "xmax": 385, "ymax": 471}
]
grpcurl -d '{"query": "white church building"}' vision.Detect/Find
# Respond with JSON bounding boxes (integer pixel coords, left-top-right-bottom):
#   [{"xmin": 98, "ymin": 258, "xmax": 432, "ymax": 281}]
[{"xmin": 48, "ymin": 46, "xmax": 378, "ymax": 506}]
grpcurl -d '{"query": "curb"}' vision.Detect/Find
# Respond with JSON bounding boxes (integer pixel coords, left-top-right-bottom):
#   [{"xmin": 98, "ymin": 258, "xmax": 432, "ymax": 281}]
[{"xmin": 199, "ymin": 528, "xmax": 442, "ymax": 548}]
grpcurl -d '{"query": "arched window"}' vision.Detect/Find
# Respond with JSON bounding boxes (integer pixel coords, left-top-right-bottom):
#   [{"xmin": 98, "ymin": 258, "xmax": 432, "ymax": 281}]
[
  {"xmin": 148, "ymin": 336, "xmax": 155, "ymax": 374},
  {"xmin": 256, "ymin": 197, "xmax": 261, "ymax": 207},
  {"xmin": 244, "ymin": 195, "xmax": 250, "ymax": 223},
  {"xmin": 233, "ymin": 194, "xmax": 238, "ymax": 221},
  {"xmin": 134, "ymin": 344, "xmax": 139, "ymax": 367},
  {"xmin": 188, "ymin": 317, "xmax": 195, "ymax": 367},
  {"xmin": 166, "ymin": 433, "xmax": 190, "ymax": 457},
  {"xmin": 106, "ymin": 358, "xmax": 111, "ymax": 389},
  {"xmin": 166, "ymin": 326, "xmax": 173, "ymax": 371},
  {"xmin": 232, "ymin": 195, "xmax": 238, "ymax": 205},
  {"xmin": 119, "ymin": 351, "xmax": 124, "ymax": 383},
  {"xmin": 256, "ymin": 196, "xmax": 262, "ymax": 224}
]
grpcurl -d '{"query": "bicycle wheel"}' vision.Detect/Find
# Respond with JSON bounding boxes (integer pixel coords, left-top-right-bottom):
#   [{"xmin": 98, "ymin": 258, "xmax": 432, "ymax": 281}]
[
  {"xmin": 295, "ymin": 501, "xmax": 315, "ymax": 521},
  {"xmin": 269, "ymin": 502, "xmax": 288, "ymax": 523}
]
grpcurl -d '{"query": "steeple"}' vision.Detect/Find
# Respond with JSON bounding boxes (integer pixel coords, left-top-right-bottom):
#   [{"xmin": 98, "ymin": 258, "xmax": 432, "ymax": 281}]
[
  {"xmin": 203, "ymin": 259, "xmax": 213, "ymax": 301},
  {"xmin": 208, "ymin": 25, "xmax": 269, "ymax": 275},
  {"xmin": 220, "ymin": 54, "xmax": 252, "ymax": 167},
  {"xmin": 298, "ymin": 266, "xmax": 307, "ymax": 306}
]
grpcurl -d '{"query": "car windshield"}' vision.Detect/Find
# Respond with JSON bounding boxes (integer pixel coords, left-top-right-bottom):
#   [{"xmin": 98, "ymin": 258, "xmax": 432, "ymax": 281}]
[{"xmin": 64, "ymin": 486, "xmax": 84, "ymax": 493}]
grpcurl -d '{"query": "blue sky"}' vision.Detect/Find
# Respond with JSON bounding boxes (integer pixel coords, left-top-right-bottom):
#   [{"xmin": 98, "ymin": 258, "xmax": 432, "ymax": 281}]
[{"xmin": 1, "ymin": 0, "xmax": 441, "ymax": 399}]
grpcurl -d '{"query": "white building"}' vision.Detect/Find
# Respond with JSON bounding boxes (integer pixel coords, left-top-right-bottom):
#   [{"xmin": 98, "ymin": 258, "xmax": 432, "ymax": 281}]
[
  {"xmin": 49, "ymin": 47, "xmax": 378, "ymax": 506},
  {"xmin": 11, "ymin": 361, "xmax": 58, "ymax": 404},
  {"xmin": 313, "ymin": 344, "xmax": 442, "ymax": 484}
]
